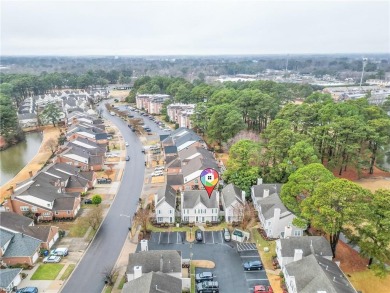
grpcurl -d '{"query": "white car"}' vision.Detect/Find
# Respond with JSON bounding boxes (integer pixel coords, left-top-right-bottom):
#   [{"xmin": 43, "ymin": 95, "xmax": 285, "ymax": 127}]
[
  {"xmin": 154, "ymin": 166, "xmax": 165, "ymax": 171},
  {"xmin": 151, "ymin": 171, "xmax": 164, "ymax": 177},
  {"xmin": 43, "ymin": 255, "xmax": 62, "ymax": 263},
  {"xmin": 50, "ymin": 247, "xmax": 68, "ymax": 256},
  {"xmin": 125, "ymin": 142, "xmax": 129, "ymax": 147},
  {"xmin": 163, "ymin": 128, "xmax": 171, "ymax": 132}
]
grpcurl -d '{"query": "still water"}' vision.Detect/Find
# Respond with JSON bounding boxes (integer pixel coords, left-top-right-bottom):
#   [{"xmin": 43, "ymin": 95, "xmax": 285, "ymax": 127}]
[{"xmin": 0, "ymin": 132, "xmax": 43, "ymax": 185}]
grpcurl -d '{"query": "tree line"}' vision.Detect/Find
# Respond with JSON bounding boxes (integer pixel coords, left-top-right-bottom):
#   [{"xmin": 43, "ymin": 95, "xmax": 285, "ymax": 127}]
[{"xmin": 0, "ymin": 69, "xmax": 132, "ymax": 107}]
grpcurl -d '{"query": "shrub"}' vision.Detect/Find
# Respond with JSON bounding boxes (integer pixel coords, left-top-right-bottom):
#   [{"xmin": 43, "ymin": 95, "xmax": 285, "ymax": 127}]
[{"xmin": 92, "ymin": 194, "xmax": 102, "ymax": 205}]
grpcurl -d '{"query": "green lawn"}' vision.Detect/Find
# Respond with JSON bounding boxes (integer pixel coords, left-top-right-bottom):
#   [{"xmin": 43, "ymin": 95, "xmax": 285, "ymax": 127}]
[
  {"xmin": 68, "ymin": 218, "xmax": 90, "ymax": 237},
  {"xmin": 31, "ymin": 264, "xmax": 64, "ymax": 280},
  {"xmin": 190, "ymin": 261, "xmax": 196, "ymax": 293},
  {"xmin": 118, "ymin": 275, "xmax": 126, "ymax": 289},
  {"xmin": 60, "ymin": 264, "xmax": 75, "ymax": 281},
  {"xmin": 251, "ymin": 228, "xmax": 276, "ymax": 269}
]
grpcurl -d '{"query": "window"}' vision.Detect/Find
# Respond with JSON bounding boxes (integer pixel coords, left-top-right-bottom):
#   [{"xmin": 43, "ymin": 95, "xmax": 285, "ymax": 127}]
[
  {"xmin": 31, "ymin": 207, "xmax": 37, "ymax": 212},
  {"xmin": 158, "ymin": 210, "xmax": 161, "ymax": 214},
  {"xmin": 43, "ymin": 212, "xmax": 51, "ymax": 217},
  {"xmin": 294, "ymin": 230, "xmax": 302, "ymax": 237},
  {"xmin": 67, "ymin": 211, "xmax": 71, "ymax": 215},
  {"xmin": 158, "ymin": 217, "xmax": 163, "ymax": 222},
  {"xmin": 169, "ymin": 210, "xmax": 172, "ymax": 214},
  {"xmin": 55, "ymin": 211, "xmax": 59, "ymax": 215},
  {"xmin": 184, "ymin": 216, "xmax": 189, "ymax": 221},
  {"xmin": 20, "ymin": 206, "xmax": 29, "ymax": 212}
]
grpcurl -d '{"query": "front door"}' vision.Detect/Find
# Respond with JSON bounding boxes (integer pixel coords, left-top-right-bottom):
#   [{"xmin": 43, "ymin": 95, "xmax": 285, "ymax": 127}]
[
  {"xmin": 196, "ymin": 216, "xmax": 198, "ymax": 222},
  {"xmin": 202, "ymin": 217, "xmax": 205, "ymax": 222}
]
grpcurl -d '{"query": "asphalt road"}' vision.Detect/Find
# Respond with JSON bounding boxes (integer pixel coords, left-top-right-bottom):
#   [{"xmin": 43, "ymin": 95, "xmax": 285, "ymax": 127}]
[{"xmin": 61, "ymin": 102, "xmax": 146, "ymax": 293}]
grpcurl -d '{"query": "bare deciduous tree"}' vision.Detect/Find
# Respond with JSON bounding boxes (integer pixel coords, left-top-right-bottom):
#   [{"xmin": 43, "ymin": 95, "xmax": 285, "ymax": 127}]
[
  {"xmin": 101, "ymin": 265, "xmax": 119, "ymax": 286},
  {"xmin": 134, "ymin": 207, "xmax": 151, "ymax": 233},
  {"xmin": 45, "ymin": 138, "xmax": 58, "ymax": 155},
  {"xmin": 86, "ymin": 205, "xmax": 103, "ymax": 230},
  {"xmin": 232, "ymin": 203, "xmax": 254, "ymax": 231}
]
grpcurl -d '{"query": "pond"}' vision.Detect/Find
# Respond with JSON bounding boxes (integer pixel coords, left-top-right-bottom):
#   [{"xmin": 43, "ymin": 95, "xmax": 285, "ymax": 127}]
[{"xmin": 0, "ymin": 132, "xmax": 43, "ymax": 186}]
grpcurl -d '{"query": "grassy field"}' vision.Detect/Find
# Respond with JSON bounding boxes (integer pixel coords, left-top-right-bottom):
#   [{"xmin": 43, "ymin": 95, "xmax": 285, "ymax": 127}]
[
  {"xmin": 349, "ymin": 270, "xmax": 390, "ymax": 293},
  {"xmin": 60, "ymin": 264, "xmax": 75, "ymax": 281},
  {"xmin": 31, "ymin": 264, "xmax": 64, "ymax": 280}
]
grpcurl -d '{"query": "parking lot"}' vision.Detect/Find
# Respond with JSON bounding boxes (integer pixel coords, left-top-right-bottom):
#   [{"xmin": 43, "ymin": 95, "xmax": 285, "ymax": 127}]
[{"xmin": 143, "ymin": 232, "xmax": 270, "ymax": 293}]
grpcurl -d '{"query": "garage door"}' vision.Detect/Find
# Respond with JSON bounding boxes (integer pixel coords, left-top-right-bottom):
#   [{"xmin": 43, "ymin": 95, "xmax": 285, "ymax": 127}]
[{"xmin": 32, "ymin": 251, "xmax": 39, "ymax": 263}]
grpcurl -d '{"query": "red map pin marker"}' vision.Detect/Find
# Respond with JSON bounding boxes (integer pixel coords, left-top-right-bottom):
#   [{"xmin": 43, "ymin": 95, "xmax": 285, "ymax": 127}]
[{"xmin": 200, "ymin": 168, "xmax": 219, "ymax": 198}]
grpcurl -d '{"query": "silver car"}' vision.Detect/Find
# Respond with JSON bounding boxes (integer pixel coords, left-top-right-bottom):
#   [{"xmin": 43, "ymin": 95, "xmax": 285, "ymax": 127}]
[
  {"xmin": 223, "ymin": 228, "xmax": 231, "ymax": 242},
  {"xmin": 43, "ymin": 255, "xmax": 62, "ymax": 263}
]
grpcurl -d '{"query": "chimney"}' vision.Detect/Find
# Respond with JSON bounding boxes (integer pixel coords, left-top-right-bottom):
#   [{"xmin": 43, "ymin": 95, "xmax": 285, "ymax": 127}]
[
  {"xmin": 293, "ymin": 249, "xmax": 303, "ymax": 261},
  {"xmin": 273, "ymin": 208, "xmax": 281, "ymax": 221},
  {"xmin": 140, "ymin": 239, "xmax": 148, "ymax": 251},
  {"xmin": 241, "ymin": 190, "xmax": 246, "ymax": 203},
  {"xmin": 29, "ymin": 171, "xmax": 33, "ymax": 178},
  {"xmin": 133, "ymin": 266, "xmax": 142, "ymax": 280},
  {"xmin": 257, "ymin": 178, "xmax": 263, "ymax": 185},
  {"xmin": 160, "ymin": 255, "xmax": 163, "ymax": 272},
  {"xmin": 263, "ymin": 189, "xmax": 269, "ymax": 198},
  {"xmin": 154, "ymin": 193, "xmax": 158, "ymax": 208},
  {"xmin": 284, "ymin": 225, "xmax": 292, "ymax": 238}
]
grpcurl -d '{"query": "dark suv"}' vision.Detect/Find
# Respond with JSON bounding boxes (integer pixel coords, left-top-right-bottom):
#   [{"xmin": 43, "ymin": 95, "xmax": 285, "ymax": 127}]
[
  {"xmin": 196, "ymin": 281, "xmax": 219, "ymax": 293},
  {"xmin": 195, "ymin": 271, "xmax": 214, "ymax": 283},
  {"xmin": 16, "ymin": 288, "xmax": 38, "ymax": 293},
  {"xmin": 243, "ymin": 260, "xmax": 263, "ymax": 271},
  {"xmin": 195, "ymin": 229, "xmax": 203, "ymax": 242}
]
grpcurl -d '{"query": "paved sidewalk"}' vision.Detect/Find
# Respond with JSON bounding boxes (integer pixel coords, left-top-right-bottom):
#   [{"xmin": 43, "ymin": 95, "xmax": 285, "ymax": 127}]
[{"xmin": 108, "ymin": 229, "xmax": 140, "ymax": 293}]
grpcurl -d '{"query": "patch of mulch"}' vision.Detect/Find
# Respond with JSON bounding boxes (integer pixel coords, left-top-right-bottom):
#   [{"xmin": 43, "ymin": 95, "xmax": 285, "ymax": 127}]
[
  {"xmin": 333, "ymin": 165, "xmax": 390, "ymax": 181},
  {"xmin": 334, "ymin": 240, "xmax": 369, "ymax": 273}
]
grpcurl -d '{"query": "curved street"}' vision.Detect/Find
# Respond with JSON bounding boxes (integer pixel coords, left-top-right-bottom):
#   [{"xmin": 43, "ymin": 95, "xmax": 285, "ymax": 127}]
[{"xmin": 61, "ymin": 103, "xmax": 145, "ymax": 293}]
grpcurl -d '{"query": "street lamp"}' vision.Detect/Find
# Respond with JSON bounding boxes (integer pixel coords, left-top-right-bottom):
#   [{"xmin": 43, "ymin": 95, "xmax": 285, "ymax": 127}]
[{"xmin": 120, "ymin": 214, "xmax": 132, "ymax": 232}]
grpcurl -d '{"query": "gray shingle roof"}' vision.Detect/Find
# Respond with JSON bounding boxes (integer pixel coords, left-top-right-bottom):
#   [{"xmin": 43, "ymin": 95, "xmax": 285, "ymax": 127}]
[
  {"xmin": 2, "ymin": 230, "xmax": 41, "ymax": 257},
  {"xmin": 156, "ymin": 185, "xmax": 177, "ymax": 209},
  {"xmin": 0, "ymin": 268, "xmax": 22, "ymax": 289},
  {"xmin": 182, "ymin": 190, "xmax": 218, "ymax": 209},
  {"xmin": 258, "ymin": 193, "xmax": 290, "ymax": 220},
  {"xmin": 122, "ymin": 272, "xmax": 182, "ymax": 293},
  {"xmin": 221, "ymin": 183, "xmax": 244, "ymax": 208},
  {"xmin": 53, "ymin": 197, "xmax": 77, "ymax": 211},
  {"xmin": 0, "ymin": 229, "xmax": 14, "ymax": 247},
  {"xmin": 252, "ymin": 183, "xmax": 282, "ymax": 199},
  {"xmin": 127, "ymin": 250, "xmax": 182, "ymax": 274},
  {"xmin": 0, "ymin": 212, "xmax": 34, "ymax": 232},
  {"xmin": 167, "ymin": 174, "xmax": 183, "ymax": 186},
  {"xmin": 182, "ymin": 152, "xmax": 219, "ymax": 178},
  {"xmin": 284, "ymin": 254, "xmax": 357, "ymax": 293},
  {"xmin": 279, "ymin": 236, "xmax": 333, "ymax": 258}
]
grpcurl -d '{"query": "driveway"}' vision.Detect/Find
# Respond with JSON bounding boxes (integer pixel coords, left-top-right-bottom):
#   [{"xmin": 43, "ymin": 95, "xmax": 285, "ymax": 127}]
[{"xmin": 143, "ymin": 232, "xmax": 270, "ymax": 293}]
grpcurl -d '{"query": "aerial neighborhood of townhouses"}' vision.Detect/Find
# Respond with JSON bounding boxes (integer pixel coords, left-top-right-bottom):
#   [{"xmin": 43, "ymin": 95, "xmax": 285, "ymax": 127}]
[{"xmin": 1, "ymin": 54, "xmax": 390, "ymax": 293}]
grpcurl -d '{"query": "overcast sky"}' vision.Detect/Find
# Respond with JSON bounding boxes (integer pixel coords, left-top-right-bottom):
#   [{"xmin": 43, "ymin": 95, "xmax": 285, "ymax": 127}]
[{"xmin": 1, "ymin": 0, "xmax": 389, "ymax": 56}]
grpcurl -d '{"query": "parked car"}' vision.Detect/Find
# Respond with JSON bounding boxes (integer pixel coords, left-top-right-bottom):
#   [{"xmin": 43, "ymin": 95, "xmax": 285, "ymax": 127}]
[
  {"xmin": 125, "ymin": 156, "xmax": 130, "ymax": 161},
  {"xmin": 195, "ymin": 272, "xmax": 214, "ymax": 283},
  {"xmin": 43, "ymin": 255, "xmax": 62, "ymax": 263},
  {"xmin": 154, "ymin": 166, "xmax": 164, "ymax": 171},
  {"xmin": 151, "ymin": 171, "xmax": 164, "ymax": 177},
  {"xmin": 195, "ymin": 229, "xmax": 203, "ymax": 242},
  {"xmin": 223, "ymin": 228, "xmax": 231, "ymax": 242},
  {"xmin": 97, "ymin": 178, "xmax": 112, "ymax": 184},
  {"xmin": 196, "ymin": 281, "xmax": 219, "ymax": 293},
  {"xmin": 16, "ymin": 287, "xmax": 38, "ymax": 293},
  {"xmin": 254, "ymin": 285, "xmax": 273, "ymax": 293},
  {"xmin": 84, "ymin": 199, "xmax": 93, "ymax": 204},
  {"xmin": 125, "ymin": 142, "xmax": 129, "ymax": 147},
  {"xmin": 243, "ymin": 260, "xmax": 263, "ymax": 271},
  {"xmin": 51, "ymin": 247, "xmax": 68, "ymax": 256}
]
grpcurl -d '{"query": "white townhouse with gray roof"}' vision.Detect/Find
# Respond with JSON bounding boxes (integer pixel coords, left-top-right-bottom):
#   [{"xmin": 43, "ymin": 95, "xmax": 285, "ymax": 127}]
[
  {"xmin": 181, "ymin": 190, "xmax": 219, "ymax": 223},
  {"xmin": 154, "ymin": 185, "xmax": 177, "ymax": 224},
  {"xmin": 251, "ymin": 178, "xmax": 303, "ymax": 239},
  {"xmin": 221, "ymin": 183, "xmax": 246, "ymax": 223},
  {"xmin": 283, "ymin": 254, "xmax": 357, "ymax": 293},
  {"xmin": 276, "ymin": 236, "xmax": 333, "ymax": 269}
]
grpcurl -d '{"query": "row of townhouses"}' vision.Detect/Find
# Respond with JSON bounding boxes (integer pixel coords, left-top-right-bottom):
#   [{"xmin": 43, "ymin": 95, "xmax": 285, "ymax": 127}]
[
  {"xmin": 17, "ymin": 89, "xmax": 108, "ymax": 128},
  {"xmin": 1, "ymin": 110, "xmax": 110, "ymax": 268}
]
